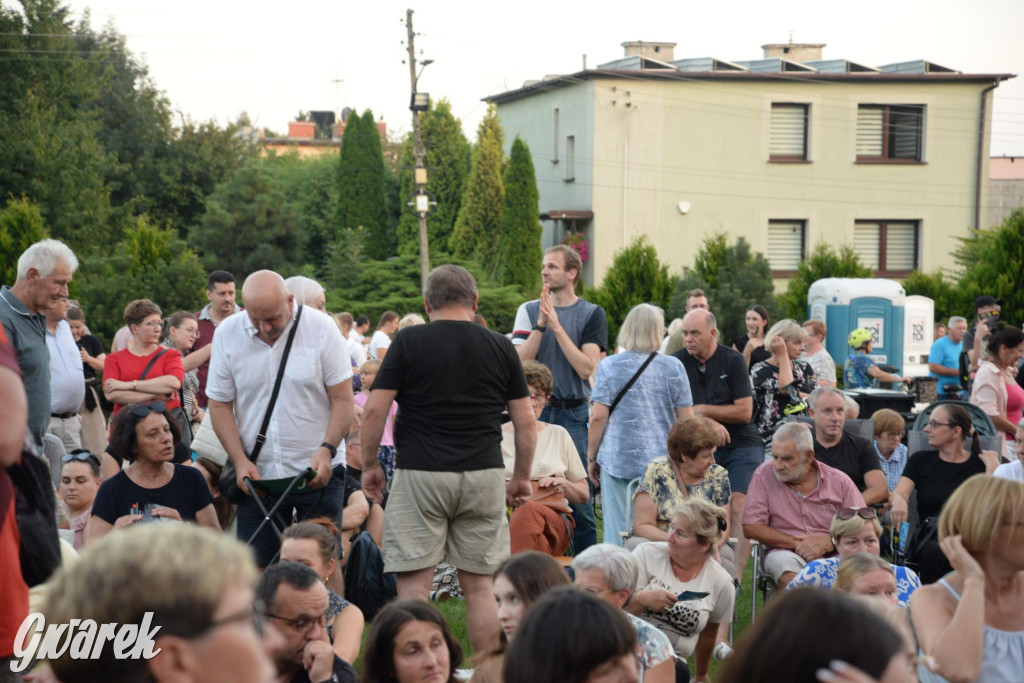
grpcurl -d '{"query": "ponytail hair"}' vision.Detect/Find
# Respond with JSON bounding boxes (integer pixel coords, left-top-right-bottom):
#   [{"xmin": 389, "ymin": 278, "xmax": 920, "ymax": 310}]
[{"xmin": 942, "ymin": 404, "xmax": 981, "ymax": 459}]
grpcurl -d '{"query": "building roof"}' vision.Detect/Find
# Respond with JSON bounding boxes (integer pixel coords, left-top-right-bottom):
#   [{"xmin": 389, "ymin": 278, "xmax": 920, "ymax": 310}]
[{"xmin": 487, "ymin": 60, "xmax": 1015, "ymax": 104}]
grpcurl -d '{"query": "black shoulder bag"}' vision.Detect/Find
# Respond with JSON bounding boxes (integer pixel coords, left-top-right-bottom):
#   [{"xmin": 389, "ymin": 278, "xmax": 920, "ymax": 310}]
[
  {"xmin": 607, "ymin": 352, "xmax": 658, "ymax": 416},
  {"xmin": 218, "ymin": 305, "xmax": 304, "ymax": 504}
]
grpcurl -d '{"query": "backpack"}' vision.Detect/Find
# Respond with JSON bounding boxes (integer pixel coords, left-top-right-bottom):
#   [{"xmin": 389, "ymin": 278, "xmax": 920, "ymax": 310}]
[
  {"xmin": 343, "ymin": 530, "xmax": 396, "ymax": 621},
  {"xmin": 7, "ymin": 449, "xmax": 61, "ymax": 586}
]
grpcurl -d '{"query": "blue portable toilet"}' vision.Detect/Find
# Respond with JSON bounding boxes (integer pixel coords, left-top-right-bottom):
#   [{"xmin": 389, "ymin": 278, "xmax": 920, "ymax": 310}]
[{"xmin": 807, "ymin": 278, "xmax": 906, "ymax": 374}]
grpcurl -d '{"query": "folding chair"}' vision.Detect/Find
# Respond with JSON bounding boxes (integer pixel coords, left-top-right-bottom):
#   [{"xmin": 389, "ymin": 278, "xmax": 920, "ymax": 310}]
[
  {"xmin": 619, "ymin": 477, "xmax": 641, "ymax": 544},
  {"xmin": 242, "ymin": 468, "xmax": 325, "ymax": 560},
  {"xmin": 749, "ymin": 540, "xmax": 776, "ymax": 622}
]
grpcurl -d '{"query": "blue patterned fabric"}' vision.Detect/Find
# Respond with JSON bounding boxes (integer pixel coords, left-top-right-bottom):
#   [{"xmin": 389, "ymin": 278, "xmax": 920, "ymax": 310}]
[
  {"xmin": 785, "ymin": 556, "xmax": 921, "ymax": 606},
  {"xmin": 844, "ymin": 352, "xmax": 877, "ymax": 389}
]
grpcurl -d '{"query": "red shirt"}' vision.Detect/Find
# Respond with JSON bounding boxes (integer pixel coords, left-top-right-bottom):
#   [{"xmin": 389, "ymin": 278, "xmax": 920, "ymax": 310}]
[
  {"xmin": 0, "ymin": 322, "xmax": 28, "ymax": 658},
  {"xmin": 743, "ymin": 459, "xmax": 865, "ymax": 553},
  {"xmin": 104, "ymin": 346, "xmax": 184, "ymax": 414}
]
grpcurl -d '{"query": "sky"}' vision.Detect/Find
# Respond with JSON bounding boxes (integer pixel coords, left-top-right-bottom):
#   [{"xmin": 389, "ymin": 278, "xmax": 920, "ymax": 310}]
[{"xmin": 61, "ymin": 0, "xmax": 1024, "ymax": 156}]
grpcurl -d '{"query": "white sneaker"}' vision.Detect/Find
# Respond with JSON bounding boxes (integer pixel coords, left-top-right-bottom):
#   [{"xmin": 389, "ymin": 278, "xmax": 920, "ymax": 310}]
[{"xmin": 713, "ymin": 642, "xmax": 734, "ymax": 661}]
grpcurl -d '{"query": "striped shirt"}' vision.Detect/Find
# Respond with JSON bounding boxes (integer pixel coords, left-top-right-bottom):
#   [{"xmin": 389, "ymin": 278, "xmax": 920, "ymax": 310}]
[{"xmin": 874, "ymin": 441, "xmax": 909, "ymax": 491}]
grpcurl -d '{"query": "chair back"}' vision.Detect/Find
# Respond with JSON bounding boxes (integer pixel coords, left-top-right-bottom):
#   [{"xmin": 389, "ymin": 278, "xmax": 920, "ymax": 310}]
[{"xmin": 910, "ymin": 400, "xmax": 998, "ymax": 436}]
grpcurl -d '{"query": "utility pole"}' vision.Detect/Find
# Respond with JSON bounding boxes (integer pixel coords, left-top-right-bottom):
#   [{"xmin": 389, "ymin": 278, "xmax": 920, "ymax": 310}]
[{"xmin": 406, "ymin": 9, "xmax": 432, "ymax": 286}]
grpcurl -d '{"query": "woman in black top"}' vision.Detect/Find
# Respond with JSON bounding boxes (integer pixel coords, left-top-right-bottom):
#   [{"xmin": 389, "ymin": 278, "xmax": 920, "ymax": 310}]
[
  {"xmin": 890, "ymin": 403, "xmax": 1000, "ymax": 583},
  {"xmin": 731, "ymin": 304, "xmax": 770, "ymax": 368},
  {"xmin": 67, "ymin": 303, "xmax": 108, "ymax": 455}
]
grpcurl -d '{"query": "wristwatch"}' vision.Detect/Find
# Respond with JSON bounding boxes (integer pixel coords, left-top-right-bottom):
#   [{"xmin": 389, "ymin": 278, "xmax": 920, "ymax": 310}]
[
  {"xmin": 315, "ymin": 675, "xmax": 339, "ymax": 683},
  {"xmin": 319, "ymin": 442, "xmax": 337, "ymax": 458},
  {"xmin": 533, "ymin": 324, "xmax": 547, "ymax": 333}
]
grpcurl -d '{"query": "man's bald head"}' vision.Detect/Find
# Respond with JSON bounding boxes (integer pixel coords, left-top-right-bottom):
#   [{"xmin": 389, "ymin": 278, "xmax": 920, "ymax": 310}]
[
  {"xmin": 680, "ymin": 308, "xmax": 718, "ymax": 361},
  {"xmin": 242, "ymin": 271, "xmax": 293, "ymax": 344}
]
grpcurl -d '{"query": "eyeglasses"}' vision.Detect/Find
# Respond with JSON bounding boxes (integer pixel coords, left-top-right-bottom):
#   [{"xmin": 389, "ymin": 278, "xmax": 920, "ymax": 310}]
[
  {"xmin": 575, "ymin": 584, "xmax": 614, "ymax": 596},
  {"xmin": 925, "ymin": 420, "xmax": 953, "ymax": 430},
  {"xmin": 130, "ymin": 401, "xmax": 167, "ymax": 418},
  {"xmin": 262, "ymin": 610, "xmax": 326, "ymax": 634},
  {"xmin": 137, "ymin": 320, "xmax": 164, "ymax": 330},
  {"xmin": 529, "ymin": 393, "xmax": 548, "ymax": 403},
  {"xmin": 175, "ymin": 327, "xmax": 201, "ymax": 339},
  {"xmin": 835, "ymin": 507, "xmax": 877, "ymax": 521},
  {"xmin": 881, "ymin": 430, "xmax": 905, "ymax": 438},
  {"xmin": 61, "ymin": 449, "xmax": 99, "ymax": 466}
]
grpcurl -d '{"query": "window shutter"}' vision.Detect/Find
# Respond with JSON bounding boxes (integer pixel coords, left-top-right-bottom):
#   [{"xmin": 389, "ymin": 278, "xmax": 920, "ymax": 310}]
[
  {"xmin": 770, "ymin": 104, "xmax": 807, "ymax": 158},
  {"xmin": 856, "ymin": 107, "xmax": 884, "ymax": 157},
  {"xmin": 890, "ymin": 108, "xmax": 922, "ymax": 160},
  {"xmin": 767, "ymin": 221, "xmax": 804, "ymax": 270},
  {"xmin": 853, "ymin": 222, "xmax": 880, "ymax": 270},
  {"xmin": 885, "ymin": 222, "xmax": 917, "ymax": 271}
]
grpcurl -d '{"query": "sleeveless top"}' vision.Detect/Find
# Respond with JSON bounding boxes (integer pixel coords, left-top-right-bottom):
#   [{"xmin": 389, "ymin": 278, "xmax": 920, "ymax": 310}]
[
  {"xmin": 916, "ymin": 577, "xmax": 1024, "ymax": 682},
  {"xmin": 326, "ymin": 589, "xmax": 353, "ymax": 642}
]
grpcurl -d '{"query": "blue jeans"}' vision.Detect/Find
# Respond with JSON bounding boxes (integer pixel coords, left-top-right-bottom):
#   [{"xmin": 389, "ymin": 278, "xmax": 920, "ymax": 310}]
[
  {"xmin": 236, "ymin": 467, "xmax": 346, "ymax": 567},
  {"xmin": 541, "ymin": 403, "xmax": 596, "ymax": 553},
  {"xmin": 599, "ymin": 471, "xmax": 634, "ymax": 546}
]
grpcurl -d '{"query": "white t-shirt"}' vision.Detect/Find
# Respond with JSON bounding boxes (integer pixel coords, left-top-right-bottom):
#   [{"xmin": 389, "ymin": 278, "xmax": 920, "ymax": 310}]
[
  {"xmin": 632, "ymin": 542, "xmax": 734, "ymax": 658},
  {"xmin": 206, "ymin": 302, "xmax": 352, "ymax": 479},
  {"xmin": 368, "ymin": 330, "xmax": 391, "ymax": 360},
  {"xmin": 347, "ymin": 336, "xmax": 367, "ymax": 371},
  {"xmin": 994, "ymin": 460, "xmax": 1024, "ymax": 483}
]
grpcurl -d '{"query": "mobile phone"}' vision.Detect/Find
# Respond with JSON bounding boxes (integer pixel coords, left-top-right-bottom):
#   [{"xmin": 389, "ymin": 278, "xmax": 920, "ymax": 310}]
[{"xmin": 676, "ymin": 590, "xmax": 710, "ymax": 601}]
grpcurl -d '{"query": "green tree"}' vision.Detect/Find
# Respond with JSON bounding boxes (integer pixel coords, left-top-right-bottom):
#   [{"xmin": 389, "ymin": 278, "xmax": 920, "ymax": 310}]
[
  {"xmin": 75, "ymin": 217, "xmax": 206, "ymax": 345},
  {"xmin": 336, "ymin": 110, "xmax": 390, "ymax": 260},
  {"xmin": 449, "ymin": 105, "xmax": 505, "ymax": 266},
  {"xmin": 670, "ymin": 235, "xmax": 775, "ymax": 342},
  {"xmin": 496, "ymin": 136, "xmax": 543, "ymax": 297},
  {"xmin": 588, "ymin": 237, "xmax": 674, "ymax": 342},
  {"xmin": 189, "ymin": 156, "xmax": 307, "ymax": 279},
  {"xmin": 0, "ymin": 197, "xmax": 48, "ymax": 285},
  {"xmin": 952, "ymin": 209, "xmax": 1024, "ymax": 324},
  {"xmin": 272, "ymin": 153, "xmax": 339, "ymax": 276},
  {"xmin": 776, "ymin": 243, "xmax": 871, "ymax": 320}
]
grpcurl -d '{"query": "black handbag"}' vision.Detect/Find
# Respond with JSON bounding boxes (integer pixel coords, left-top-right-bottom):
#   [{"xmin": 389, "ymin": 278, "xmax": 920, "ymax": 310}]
[
  {"xmin": 8, "ymin": 450, "xmax": 62, "ymax": 586},
  {"xmin": 217, "ymin": 305, "xmax": 303, "ymax": 504}
]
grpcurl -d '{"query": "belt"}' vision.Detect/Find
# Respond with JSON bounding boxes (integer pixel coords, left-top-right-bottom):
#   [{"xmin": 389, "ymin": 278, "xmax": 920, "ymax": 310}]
[
  {"xmin": 547, "ymin": 397, "xmax": 586, "ymax": 410},
  {"xmin": 51, "ymin": 412, "xmax": 77, "ymax": 419}
]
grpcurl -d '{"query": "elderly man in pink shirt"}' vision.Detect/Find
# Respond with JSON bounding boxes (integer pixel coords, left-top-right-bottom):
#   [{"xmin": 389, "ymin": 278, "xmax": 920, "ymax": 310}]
[{"xmin": 742, "ymin": 421, "xmax": 865, "ymax": 590}]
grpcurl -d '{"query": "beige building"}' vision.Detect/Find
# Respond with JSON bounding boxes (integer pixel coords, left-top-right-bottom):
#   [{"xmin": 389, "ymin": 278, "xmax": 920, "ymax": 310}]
[{"xmin": 489, "ymin": 41, "xmax": 1014, "ymax": 288}]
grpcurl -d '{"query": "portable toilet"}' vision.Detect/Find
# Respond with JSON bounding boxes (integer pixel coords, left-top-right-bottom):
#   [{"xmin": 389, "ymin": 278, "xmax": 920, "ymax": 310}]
[
  {"xmin": 903, "ymin": 295, "xmax": 935, "ymax": 378},
  {"xmin": 807, "ymin": 278, "xmax": 906, "ymax": 373}
]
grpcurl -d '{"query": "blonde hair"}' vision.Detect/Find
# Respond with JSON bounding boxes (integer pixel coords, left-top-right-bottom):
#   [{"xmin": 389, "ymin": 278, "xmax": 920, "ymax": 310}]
[
  {"xmin": 398, "ymin": 312, "xmax": 425, "ymax": 330},
  {"xmin": 616, "ymin": 303, "xmax": 664, "ymax": 353},
  {"xmin": 44, "ymin": 525, "xmax": 256, "ymax": 681},
  {"xmin": 834, "ymin": 552, "xmax": 893, "ymax": 593},
  {"xmin": 765, "ymin": 318, "xmax": 808, "ymax": 343},
  {"xmin": 830, "ymin": 511, "xmax": 883, "ymax": 543},
  {"xmin": 872, "ymin": 409, "xmax": 905, "ymax": 437},
  {"xmin": 670, "ymin": 497, "xmax": 726, "ymax": 552},
  {"xmin": 939, "ymin": 474, "xmax": 1024, "ymax": 554},
  {"xmin": 360, "ymin": 358, "xmax": 382, "ymax": 375}
]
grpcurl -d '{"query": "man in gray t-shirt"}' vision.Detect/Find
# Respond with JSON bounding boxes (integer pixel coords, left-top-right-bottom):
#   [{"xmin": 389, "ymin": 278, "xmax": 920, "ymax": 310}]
[
  {"xmin": 512, "ymin": 245, "xmax": 607, "ymax": 553},
  {"xmin": 0, "ymin": 239, "xmax": 78, "ymax": 447}
]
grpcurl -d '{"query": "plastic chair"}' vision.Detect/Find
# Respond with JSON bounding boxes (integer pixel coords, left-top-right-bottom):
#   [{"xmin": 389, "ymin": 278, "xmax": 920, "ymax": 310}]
[
  {"xmin": 619, "ymin": 477, "xmax": 642, "ymax": 543},
  {"xmin": 907, "ymin": 430, "xmax": 1004, "ymax": 459}
]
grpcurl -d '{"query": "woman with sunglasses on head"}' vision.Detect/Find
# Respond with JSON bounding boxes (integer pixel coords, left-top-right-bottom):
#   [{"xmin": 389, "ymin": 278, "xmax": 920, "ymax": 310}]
[
  {"xmin": 970, "ymin": 325, "xmax": 1024, "ymax": 462},
  {"xmin": 85, "ymin": 402, "xmax": 219, "ymax": 545},
  {"xmin": 786, "ymin": 506, "xmax": 921, "ymax": 605},
  {"xmin": 163, "ymin": 311, "xmax": 206, "ymax": 439},
  {"xmin": 104, "ymin": 299, "xmax": 188, "ymax": 448},
  {"xmin": 58, "ymin": 449, "xmax": 103, "ymax": 550},
  {"xmin": 890, "ymin": 403, "xmax": 1000, "ymax": 584}
]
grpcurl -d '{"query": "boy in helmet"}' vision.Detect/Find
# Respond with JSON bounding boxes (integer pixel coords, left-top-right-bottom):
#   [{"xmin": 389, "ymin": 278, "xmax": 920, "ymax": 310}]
[{"xmin": 844, "ymin": 328, "xmax": 910, "ymax": 389}]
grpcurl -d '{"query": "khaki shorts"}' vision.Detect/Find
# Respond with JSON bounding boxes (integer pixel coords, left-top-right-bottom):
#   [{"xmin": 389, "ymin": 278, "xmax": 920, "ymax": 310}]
[
  {"xmin": 763, "ymin": 549, "xmax": 807, "ymax": 583},
  {"xmin": 383, "ymin": 468, "xmax": 510, "ymax": 575}
]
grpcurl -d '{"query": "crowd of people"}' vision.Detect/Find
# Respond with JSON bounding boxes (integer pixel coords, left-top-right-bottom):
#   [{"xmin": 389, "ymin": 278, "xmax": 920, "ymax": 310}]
[{"xmin": 2, "ymin": 238, "xmax": 1023, "ymax": 683}]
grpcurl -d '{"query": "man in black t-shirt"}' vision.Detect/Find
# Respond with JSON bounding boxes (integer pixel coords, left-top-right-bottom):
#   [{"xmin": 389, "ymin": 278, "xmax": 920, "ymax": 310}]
[
  {"xmin": 808, "ymin": 386, "xmax": 888, "ymax": 506},
  {"xmin": 360, "ymin": 265, "xmax": 535, "ymax": 653},
  {"xmin": 672, "ymin": 308, "xmax": 761, "ymax": 583}
]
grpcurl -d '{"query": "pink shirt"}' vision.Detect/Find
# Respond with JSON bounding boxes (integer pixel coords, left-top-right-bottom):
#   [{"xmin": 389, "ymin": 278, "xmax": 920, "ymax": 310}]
[
  {"xmin": 355, "ymin": 391, "xmax": 397, "ymax": 447},
  {"xmin": 1006, "ymin": 380, "xmax": 1024, "ymax": 441},
  {"xmin": 743, "ymin": 459, "xmax": 865, "ymax": 553}
]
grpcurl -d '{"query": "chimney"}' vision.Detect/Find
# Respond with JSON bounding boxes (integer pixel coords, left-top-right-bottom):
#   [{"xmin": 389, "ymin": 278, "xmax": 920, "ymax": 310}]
[
  {"xmin": 621, "ymin": 41, "xmax": 676, "ymax": 62},
  {"xmin": 761, "ymin": 41, "xmax": 826, "ymax": 63}
]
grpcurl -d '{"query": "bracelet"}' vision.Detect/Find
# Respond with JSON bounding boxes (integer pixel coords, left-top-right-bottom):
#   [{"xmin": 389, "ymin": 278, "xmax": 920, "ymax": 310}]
[
  {"xmin": 320, "ymin": 442, "xmax": 338, "ymax": 458},
  {"xmin": 533, "ymin": 324, "xmax": 547, "ymax": 333}
]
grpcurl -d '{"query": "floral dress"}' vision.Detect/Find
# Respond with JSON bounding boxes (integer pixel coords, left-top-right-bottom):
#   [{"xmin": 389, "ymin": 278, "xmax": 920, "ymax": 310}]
[
  {"xmin": 635, "ymin": 457, "xmax": 731, "ymax": 531},
  {"xmin": 751, "ymin": 359, "xmax": 817, "ymax": 444}
]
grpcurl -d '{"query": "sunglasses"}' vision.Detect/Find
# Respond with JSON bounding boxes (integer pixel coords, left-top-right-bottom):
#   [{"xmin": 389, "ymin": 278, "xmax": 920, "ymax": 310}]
[
  {"xmin": 835, "ymin": 507, "xmax": 877, "ymax": 521},
  {"xmin": 61, "ymin": 449, "xmax": 99, "ymax": 466},
  {"xmin": 130, "ymin": 401, "xmax": 167, "ymax": 418}
]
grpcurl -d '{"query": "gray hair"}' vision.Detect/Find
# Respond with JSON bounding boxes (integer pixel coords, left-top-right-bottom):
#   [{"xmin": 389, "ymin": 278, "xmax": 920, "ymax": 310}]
[
  {"xmin": 844, "ymin": 395, "xmax": 860, "ymax": 419},
  {"xmin": 399, "ymin": 313, "xmax": 425, "ymax": 330},
  {"xmin": 809, "ymin": 385, "xmax": 847, "ymax": 411},
  {"xmin": 17, "ymin": 239, "xmax": 79, "ymax": 280},
  {"xmin": 424, "ymin": 264, "xmax": 477, "ymax": 310},
  {"xmin": 284, "ymin": 275, "xmax": 324, "ymax": 306},
  {"xmin": 947, "ymin": 316, "xmax": 967, "ymax": 328},
  {"xmin": 571, "ymin": 544, "xmax": 639, "ymax": 596},
  {"xmin": 773, "ymin": 421, "xmax": 814, "ymax": 453},
  {"xmin": 616, "ymin": 303, "xmax": 665, "ymax": 353}
]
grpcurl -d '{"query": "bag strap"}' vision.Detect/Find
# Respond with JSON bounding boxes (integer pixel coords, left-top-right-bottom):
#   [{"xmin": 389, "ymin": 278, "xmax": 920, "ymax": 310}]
[
  {"xmin": 138, "ymin": 348, "xmax": 169, "ymax": 381},
  {"xmin": 608, "ymin": 352, "xmax": 658, "ymax": 416},
  {"xmin": 250, "ymin": 305, "xmax": 303, "ymax": 462}
]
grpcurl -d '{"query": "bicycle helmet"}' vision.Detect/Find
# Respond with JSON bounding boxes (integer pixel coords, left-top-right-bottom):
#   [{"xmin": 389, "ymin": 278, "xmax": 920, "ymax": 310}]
[{"xmin": 848, "ymin": 328, "xmax": 873, "ymax": 349}]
